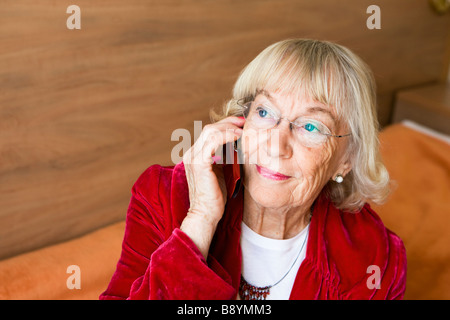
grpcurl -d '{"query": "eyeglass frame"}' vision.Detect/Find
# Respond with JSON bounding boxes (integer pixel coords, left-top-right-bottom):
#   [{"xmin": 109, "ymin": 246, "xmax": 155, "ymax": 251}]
[{"xmin": 236, "ymin": 97, "xmax": 352, "ymax": 140}]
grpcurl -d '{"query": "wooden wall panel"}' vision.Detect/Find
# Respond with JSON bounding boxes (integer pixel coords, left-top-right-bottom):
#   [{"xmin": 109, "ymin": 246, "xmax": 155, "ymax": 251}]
[{"xmin": 0, "ymin": 0, "xmax": 448, "ymax": 259}]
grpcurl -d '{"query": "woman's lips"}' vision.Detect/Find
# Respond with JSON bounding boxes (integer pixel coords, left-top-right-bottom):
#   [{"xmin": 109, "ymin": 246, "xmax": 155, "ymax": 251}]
[{"xmin": 256, "ymin": 165, "xmax": 291, "ymax": 181}]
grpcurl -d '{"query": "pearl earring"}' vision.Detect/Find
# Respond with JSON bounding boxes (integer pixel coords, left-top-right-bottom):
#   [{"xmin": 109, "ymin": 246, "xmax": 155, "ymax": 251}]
[{"xmin": 334, "ymin": 174, "xmax": 344, "ymax": 183}]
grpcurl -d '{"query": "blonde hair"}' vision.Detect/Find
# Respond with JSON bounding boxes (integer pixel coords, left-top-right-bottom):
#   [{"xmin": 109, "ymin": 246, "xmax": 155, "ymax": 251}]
[{"xmin": 210, "ymin": 39, "xmax": 390, "ymax": 212}]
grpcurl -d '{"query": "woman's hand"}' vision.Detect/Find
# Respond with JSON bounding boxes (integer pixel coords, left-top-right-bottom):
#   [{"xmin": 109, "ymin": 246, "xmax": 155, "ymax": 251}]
[{"xmin": 180, "ymin": 116, "xmax": 245, "ymax": 259}]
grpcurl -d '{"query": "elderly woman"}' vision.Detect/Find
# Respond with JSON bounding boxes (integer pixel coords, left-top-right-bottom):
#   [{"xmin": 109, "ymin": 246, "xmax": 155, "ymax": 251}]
[{"xmin": 100, "ymin": 39, "xmax": 406, "ymax": 300}]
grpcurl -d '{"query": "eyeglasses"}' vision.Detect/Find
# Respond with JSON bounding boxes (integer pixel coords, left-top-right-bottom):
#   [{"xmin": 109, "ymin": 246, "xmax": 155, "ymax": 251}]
[{"xmin": 237, "ymin": 100, "xmax": 351, "ymax": 148}]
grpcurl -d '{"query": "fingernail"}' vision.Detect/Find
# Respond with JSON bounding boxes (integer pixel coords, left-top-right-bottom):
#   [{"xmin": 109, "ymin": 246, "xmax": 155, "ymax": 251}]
[{"xmin": 211, "ymin": 155, "xmax": 222, "ymax": 164}]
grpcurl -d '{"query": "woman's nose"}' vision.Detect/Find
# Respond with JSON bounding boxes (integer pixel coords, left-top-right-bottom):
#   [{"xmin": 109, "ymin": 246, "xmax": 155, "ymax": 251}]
[{"xmin": 266, "ymin": 120, "xmax": 293, "ymax": 159}]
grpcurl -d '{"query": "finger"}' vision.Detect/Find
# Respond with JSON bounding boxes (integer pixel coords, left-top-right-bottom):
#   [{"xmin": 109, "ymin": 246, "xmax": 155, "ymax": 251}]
[
  {"xmin": 202, "ymin": 127, "xmax": 242, "ymax": 164},
  {"xmin": 215, "ymin": 116, "xmax": 246, "ymax": 128},
  {"xmin": 206, "ymin": 121, "xmax": 244, "ymax": 135},
  {"xmin": 185, "ymin": 119, "xmax": 244, "ymax": 166},
  {"xmin": 192, "ymin": 125, "xmax": 242, "ymax": 165}
]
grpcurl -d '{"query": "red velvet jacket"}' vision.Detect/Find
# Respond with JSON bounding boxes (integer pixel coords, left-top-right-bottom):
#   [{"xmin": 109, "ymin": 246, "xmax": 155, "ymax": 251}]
[{"xmin": 100, "ymin": 160, "xmax": 407, "ymax": 300}]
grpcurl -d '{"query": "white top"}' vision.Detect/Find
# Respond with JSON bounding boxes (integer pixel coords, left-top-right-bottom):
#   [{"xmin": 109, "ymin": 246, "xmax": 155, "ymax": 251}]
[{"xmin": 240, "ymin": 222, "xmax": 309, "ymax": 300}]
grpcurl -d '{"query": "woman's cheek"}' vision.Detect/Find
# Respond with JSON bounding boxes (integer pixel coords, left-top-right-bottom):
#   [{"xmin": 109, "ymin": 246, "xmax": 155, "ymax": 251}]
[{"xmin": 296, "ymin": 149, "xmax": 334, "ymax": 193}]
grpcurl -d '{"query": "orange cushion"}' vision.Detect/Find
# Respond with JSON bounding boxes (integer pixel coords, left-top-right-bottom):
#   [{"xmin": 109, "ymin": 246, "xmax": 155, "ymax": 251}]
[
  {"xmin": 372, "ymin": 123, "xmax": 450, "ymax": 299},
  {"xmin": 0, "ymin": 221, "xmax": 124, "ymax": 299}
]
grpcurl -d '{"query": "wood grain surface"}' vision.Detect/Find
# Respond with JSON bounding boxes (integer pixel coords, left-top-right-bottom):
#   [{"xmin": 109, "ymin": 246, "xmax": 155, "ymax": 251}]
[{"xmin": 0, "ymin": 0, "xmax": 448, "ymax": 259}]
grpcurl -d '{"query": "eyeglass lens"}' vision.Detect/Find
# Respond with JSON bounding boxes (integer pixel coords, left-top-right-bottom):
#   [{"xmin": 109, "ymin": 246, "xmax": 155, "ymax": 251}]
[{"xmin": 241, "ymin": 102, "xmax": 329, "ymax": 147}]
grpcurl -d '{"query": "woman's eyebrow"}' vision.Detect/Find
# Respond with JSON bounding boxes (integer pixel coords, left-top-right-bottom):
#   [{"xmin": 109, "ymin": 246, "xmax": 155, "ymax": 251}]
[
  {"xmin": 259, "ymin": 90, "xmax": 337, "ymax": 124},
  {"xmin": 258, "ymin": 90, "xmax": 336, "ymax": 124},
  {"xmin": 304, "ymin": 106, "xmax": 337, "ymax": 124},
  {"xmin": 259, "ymin": 90, "xmax": 276, "ymax": 103}
]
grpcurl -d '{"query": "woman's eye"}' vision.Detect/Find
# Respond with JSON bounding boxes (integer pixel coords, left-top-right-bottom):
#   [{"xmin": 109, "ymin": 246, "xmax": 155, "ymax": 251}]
[
  {"xmin": 255, "ymin": 106, "xmax": 273, "ymax": 119},
  {"xmin": 304, "ymin": 123, "xmax": 319, "ymax": 132}
]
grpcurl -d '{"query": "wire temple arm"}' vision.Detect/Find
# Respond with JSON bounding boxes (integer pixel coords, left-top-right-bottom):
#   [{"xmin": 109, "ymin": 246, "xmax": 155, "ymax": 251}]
[{"xmin": 325, "ymin": 133, "xmax": 352, "ymax": 138}]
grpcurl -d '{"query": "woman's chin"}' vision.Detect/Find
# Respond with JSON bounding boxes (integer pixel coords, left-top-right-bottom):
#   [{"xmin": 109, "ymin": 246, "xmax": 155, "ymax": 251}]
[{"xmin": 245, "ymin": 182, "xmax": 292, "ymax": 209}]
